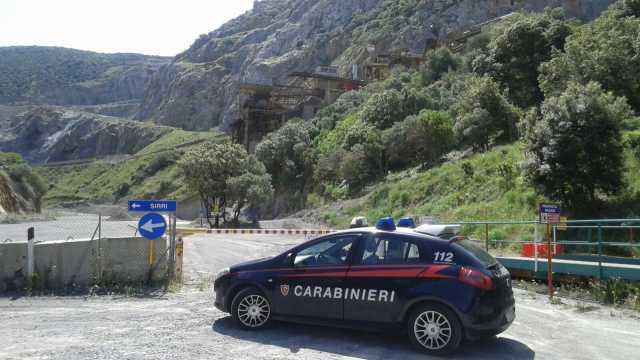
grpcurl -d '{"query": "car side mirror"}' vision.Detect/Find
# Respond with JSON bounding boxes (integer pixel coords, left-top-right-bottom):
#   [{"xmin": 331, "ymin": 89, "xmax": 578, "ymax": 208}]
[{"xmin": 283, "ymin": 252, "xmax": 295, "ymax": 267}]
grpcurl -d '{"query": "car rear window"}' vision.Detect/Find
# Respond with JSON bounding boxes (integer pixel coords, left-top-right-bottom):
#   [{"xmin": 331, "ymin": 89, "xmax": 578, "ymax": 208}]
[
  {"xmin": 455, "ymin": 239, "xmax": 498, "ymax": 267},
  {"xmin": 360, "ymin": 236, "xmax": 423, "ymax": 265}
]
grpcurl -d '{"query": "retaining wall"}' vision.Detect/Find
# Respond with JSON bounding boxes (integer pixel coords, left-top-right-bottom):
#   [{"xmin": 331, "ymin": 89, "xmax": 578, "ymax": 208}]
[{"xmin": 0, "ymin": 236, "xmax": 167, "ymax": 292}]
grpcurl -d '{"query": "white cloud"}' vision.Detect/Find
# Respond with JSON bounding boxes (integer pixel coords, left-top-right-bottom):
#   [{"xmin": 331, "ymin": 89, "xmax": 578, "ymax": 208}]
[{"xmin": 0, "ymin": 0, "xmax": 255, "ymax": 56}]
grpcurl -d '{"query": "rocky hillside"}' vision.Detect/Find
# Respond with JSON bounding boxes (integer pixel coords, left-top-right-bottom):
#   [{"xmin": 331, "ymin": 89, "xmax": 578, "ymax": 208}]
[
  {"xmin": 0, "ymin": 153, "xmax": 47, "ymax": 215},
  {"xmin": 136, "ymin": 0, "xmax": 614, "ymax": 131},
  {"xmin": 0, "ymin": 106, "xmax": 172, "ymax": 164},
  {"xmin": 0, "ymin": 46, "xmax": 170, "ymax": 106}
]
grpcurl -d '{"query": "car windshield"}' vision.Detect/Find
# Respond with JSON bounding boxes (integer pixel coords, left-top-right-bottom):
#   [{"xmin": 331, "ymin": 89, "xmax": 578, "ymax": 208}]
[{"xmin": 455, "ymin": 239, "xmax": 498, "ymax": 268}]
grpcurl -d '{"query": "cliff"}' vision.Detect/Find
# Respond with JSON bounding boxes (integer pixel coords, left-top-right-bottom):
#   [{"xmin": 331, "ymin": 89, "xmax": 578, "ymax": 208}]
[{"xmin": 136, "ymin": 0, "xmax": 615, "ymax": 131}]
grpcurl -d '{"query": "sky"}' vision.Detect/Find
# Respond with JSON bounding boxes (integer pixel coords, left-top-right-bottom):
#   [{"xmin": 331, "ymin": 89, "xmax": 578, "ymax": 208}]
[{"xmin": 0, "ymin": 0, "xmax": 256, "ymax": 56}]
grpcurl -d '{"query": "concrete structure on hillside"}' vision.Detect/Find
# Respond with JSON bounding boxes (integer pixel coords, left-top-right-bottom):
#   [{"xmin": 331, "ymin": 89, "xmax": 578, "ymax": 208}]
[{"xmin": 234, "ymin": 67, "xmax": 363, "ymax": 151}]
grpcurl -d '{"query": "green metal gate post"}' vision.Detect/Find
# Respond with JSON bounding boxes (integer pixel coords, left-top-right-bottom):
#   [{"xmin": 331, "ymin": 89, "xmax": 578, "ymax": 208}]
[
  {"xmin": 485, "ymin": 223, "xmax": 489, "ymax": 252},
  {"xmin": 597, "ymin": 223, "xmax": 603, "ymax": 281}
]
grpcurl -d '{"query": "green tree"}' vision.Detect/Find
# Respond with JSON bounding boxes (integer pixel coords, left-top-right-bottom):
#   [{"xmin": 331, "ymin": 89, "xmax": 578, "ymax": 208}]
[
  {"xmin": 453, "ymin": 76, "xmax": 520, "ymax": 152},
  {"xmin": 420, "ymin": 47, "xmax": 460, "ymax": 85},
  {"xmin": 523, "ymin": 82, "xmax": 632, "ymax": 212},
  {"xmin": 383, "ymin": 110, "xmax": 455, "ymax": 169},
  {"xmin": 539, "ymin": 5, "xmax": 640, "ymax": 111},
  {"xmin": 226, "ymin": 156, "xmax": 274, "ymax": 224},
  {"xmin": 360, "ymin": 89, "xmax": 404, "ymax": 129},
  {"xmin": 313, "ymin": 116, "xmax": 384, "ymax": 195},
  {"xmin": 474, "ymin": 11, "xmax": 572, "ymax": 107},
  {"xmin": 255, "ymin": 119, "xmax": 313, "ymax": 209},
  {"xmin": 611, "ymin": 0, "xmax": 640, "ymax": 18},
  {"xmin": 178, "ymin": 140, "xmax": 273, "ymax": 227}
]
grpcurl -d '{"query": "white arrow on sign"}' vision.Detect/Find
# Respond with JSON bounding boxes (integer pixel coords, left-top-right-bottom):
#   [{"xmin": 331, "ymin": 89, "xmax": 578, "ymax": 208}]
[
  {"xmin": 141, "ymin": 219, "xmax": 165, "ymax": 233},
  {"xmin": 132, "ymin": 203, "xmax": 141, "ymax": 209}
]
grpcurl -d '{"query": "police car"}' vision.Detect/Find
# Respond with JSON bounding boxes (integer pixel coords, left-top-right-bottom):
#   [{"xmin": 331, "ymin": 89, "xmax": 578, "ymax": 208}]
[{"xmin": 213, "ymin": 217, "xmax": 515, "ymax": 355}]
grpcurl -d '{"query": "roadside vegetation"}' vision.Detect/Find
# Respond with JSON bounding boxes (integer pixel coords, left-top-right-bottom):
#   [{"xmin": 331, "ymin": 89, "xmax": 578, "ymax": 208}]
[
  {"xmin": 517, "ymin": 278, "xmax": 640, "ymax": 312},
  {"xmin": 252, "ymin": 1, "xmax": 640, "ymax": 231}
]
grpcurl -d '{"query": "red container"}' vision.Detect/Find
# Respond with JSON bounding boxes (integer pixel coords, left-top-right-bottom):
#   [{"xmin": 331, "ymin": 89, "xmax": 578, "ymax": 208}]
[{"xmin": 521, "ymin": 243, "xmax": 564, "ymax": 258}]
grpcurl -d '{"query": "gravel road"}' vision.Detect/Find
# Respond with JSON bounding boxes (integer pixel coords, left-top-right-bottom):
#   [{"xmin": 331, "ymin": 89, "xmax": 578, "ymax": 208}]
[{"xmin": 1, "ymin": 233, "xmax": 639, "ymax": 360}]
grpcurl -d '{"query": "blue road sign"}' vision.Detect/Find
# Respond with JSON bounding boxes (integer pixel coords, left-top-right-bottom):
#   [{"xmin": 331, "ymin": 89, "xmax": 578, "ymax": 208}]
[
  {"xmin": 128, "ymin": 200, "xmax": 177, "ymax": 213},
  {"xmin": 539, "ymin": 203, "xmax": 561, "ymax": 224},
  {"xmin": 138, "ymin": 213, "xmax": 167, "ymax": 240}
]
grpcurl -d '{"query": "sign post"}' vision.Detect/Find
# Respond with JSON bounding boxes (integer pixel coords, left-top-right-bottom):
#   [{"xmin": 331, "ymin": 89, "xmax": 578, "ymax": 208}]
[
  {"xmin": 129, "ymin": 200, "xmax": 178, "ymax": 281},
  {"xmin": 539, "ymin": 204, "xmax": 561, "ymax": 298},
  {"xmin": 27, "ymin": 227, "xmax": 34, "ymax": 286}
]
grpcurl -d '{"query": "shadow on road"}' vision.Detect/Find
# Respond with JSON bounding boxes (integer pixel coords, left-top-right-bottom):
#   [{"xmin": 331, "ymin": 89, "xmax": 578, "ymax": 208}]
[{"xmin": 212, "ymin": 317, "xmax": 534, "ymax": 359}]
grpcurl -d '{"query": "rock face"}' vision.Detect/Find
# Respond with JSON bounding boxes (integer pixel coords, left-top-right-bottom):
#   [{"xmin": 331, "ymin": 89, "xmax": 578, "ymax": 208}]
[
  {"xmin": 0, "ymin": 47, "xmax": 170, "ymax": 106},
  {"xmin": 0, "ymin": 170, "xmax": 38, "ymax": 215},
  {"xmin": 0, "ymin": 106, "xmax": 171, "ymax": 164},
  {"xmin": 136, "ymin": 0, "xmax": 615, "ymax": 131}
]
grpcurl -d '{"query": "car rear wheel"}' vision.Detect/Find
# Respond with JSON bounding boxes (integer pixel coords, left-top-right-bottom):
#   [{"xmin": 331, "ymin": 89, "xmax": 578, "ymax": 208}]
[
  {"xmin": 407, "ymin": 303, "xmax": 462, "ymax": 356},
  {"xmin": 231, "ymin": 288, "xmax": 271, "ymax": 330}
]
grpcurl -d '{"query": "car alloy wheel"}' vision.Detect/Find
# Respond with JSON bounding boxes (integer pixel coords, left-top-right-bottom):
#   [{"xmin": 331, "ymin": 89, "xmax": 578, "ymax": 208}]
[
  {"xmin": 236, "ymin": 293, "xmax": 270, "ymax": 328},
  {"xmin": 414, "ymin": 310, "xmax": 452, "ymax": 350},
  {"xmin": 407, "ymin": 303, "xmax": 462, "ymax": 355}
]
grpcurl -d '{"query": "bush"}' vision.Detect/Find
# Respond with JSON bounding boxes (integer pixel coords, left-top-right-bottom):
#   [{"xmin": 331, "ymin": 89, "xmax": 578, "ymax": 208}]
[
  {"xmin": 453, "ymin": 76, "xmax": 520, "ymax": 152},
  {"xmin": 312, "ymin": 90, "xmax": 370, "ymax": 131},
  {"xmin": 383, "ymin": 110, "xmax": 455, "ymax": 170},
  {"xmin": 420, "ymin": 47, "xmax": 459, "ymax": 85},
  {"xmin": 624, "ymin": 131, "xmax": 640, "ymax": 160},
  {"xmin": 361, "ymin": 89, "xmax": 405, "ymax": 129},
  {"xmin": 590, "ymin": 279, "xmax": 633, "ymax": 305},
  {"xmin": 0, "ymin": 152, "xmax": 26, "ymax": 166}
]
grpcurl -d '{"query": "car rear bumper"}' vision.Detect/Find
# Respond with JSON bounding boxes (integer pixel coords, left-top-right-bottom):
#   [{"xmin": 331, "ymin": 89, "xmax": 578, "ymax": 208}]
[{"xmin": 463, "ymin": 302, "xmax": 515, "ymax": 339}]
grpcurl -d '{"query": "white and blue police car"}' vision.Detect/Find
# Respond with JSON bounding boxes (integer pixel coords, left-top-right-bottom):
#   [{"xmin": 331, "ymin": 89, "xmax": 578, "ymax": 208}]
[{"xmin": 214, "ymin": 217, "xmax": 515, "ymax": 355}]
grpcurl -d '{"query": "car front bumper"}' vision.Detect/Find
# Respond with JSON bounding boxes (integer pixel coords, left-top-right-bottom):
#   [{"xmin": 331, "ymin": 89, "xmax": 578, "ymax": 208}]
[{"xmin": 213, "ymin": 278, "xmax": 229, "ymax": 313}]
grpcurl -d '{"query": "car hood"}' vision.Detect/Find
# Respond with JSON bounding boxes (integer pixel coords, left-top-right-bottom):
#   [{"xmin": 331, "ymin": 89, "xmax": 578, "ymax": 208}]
[{"xmin": 230, "ymin": 256, "xmax": 276, "ymax": 272}]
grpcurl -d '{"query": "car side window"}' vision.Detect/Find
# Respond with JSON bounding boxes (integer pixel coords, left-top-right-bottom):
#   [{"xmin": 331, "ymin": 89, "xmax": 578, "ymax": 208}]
[
  {"xmin": 293, "ymin": 236, "xmax": 355, "ymax": 267},
  {"xmin": 360, "ymin": 236, "xmax": 422, "ymax": 265}
]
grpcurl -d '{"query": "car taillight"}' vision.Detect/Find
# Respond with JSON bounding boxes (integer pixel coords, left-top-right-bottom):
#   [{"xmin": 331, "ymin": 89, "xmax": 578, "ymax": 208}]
[{"xmin": 458, "ymin": 266, "xmax": 494, "ymax": 290}]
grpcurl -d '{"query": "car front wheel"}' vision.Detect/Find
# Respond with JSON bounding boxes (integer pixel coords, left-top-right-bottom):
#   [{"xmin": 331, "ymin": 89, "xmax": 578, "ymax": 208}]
[
  {"xmin": 231, "ymin": 288, "xmax": 272, "ymax": 330},
  {"xmin": 407, "ymin": 303, "xmax": 462, "ymax": 356}
]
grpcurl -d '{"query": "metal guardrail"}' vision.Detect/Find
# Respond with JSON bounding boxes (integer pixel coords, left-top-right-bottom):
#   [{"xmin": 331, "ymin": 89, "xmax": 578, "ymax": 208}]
[{"xmin": 452, "ymin": 219, "xmax": 640, "ymax": 290}]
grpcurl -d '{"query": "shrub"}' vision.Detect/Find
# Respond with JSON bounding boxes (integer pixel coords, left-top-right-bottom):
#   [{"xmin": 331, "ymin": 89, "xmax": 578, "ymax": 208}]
[
  {"xmin": 383, "ymin": 110, "xmax": 455, "ymax": 170},
  {"xmin": 453, "ymin": 76, "xmax": 520, "ymax": 152},
  {"xmin": 624, "ymin": 131, "xmax": 640, "ymax": 160},
  {"xmin": 420, "ymin": 47, "xmax": 459, "ymax": 85},
  {"xmin": 361, "ymin": 89, "xmax": 405, "ymax": 129}
]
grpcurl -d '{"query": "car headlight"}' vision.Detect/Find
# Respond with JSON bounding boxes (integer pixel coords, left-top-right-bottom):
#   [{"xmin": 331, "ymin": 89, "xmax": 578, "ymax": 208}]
[{"xmin": 215, "ymin": 267, "xmax": 230, "ymax": 281}]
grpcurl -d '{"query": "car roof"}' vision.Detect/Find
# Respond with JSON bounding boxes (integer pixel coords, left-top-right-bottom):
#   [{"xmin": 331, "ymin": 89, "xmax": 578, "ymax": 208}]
[{"xmin": 326, "ymin": 226, "xmax": 450, "ymax": 244}]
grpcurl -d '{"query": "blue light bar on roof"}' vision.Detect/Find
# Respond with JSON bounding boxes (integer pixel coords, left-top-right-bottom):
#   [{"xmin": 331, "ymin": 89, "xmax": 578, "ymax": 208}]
[
  {"xmin": 376, "ymin": 216, "xmax": 396, "ymax": 231},
  {"xmin": 397, "ymin": 217, "xmax": 416, "ymax": 228}
]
